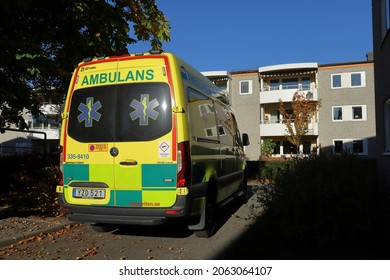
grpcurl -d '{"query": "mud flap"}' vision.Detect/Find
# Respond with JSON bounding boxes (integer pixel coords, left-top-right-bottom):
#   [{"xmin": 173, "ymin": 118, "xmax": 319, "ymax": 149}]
[{"xmin": 188, "ymin": 202, "xmax": 206, "ymax": 231}]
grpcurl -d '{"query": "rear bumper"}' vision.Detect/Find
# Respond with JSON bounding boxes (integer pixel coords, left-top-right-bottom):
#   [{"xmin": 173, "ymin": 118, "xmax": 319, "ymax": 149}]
[{"xmin": 58, "ymin": 183, "xmax": 207, "ymax": 226}]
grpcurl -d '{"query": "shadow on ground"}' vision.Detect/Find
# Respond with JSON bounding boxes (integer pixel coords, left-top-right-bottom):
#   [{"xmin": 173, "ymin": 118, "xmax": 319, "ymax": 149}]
[
  {"xmin": 111, "ymin": 197, "xmax": 246, "ymax": 239},
  {"xmin": 214, "ymin": 207, "xmax": 390, "ymax": 260}
]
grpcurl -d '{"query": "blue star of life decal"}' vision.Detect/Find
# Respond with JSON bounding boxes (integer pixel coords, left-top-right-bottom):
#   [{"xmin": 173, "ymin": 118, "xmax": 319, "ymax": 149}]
[
  {"xmin": 77, "ymin": 97, "xmax": 102, "ymax": 127},
  {"xmin": 130, "ymin": 94, "xmax": 159, "ymax": 126}
]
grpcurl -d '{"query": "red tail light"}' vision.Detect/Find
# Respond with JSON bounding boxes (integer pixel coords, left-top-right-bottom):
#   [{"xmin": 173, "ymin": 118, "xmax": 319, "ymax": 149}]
[
  {"xmin": 177, "ymin": 141, "xmax": 191, "ymax": 187},
  {"xmin": 58, "ymin": 145, "xmax": 64, "ymax": 185}
]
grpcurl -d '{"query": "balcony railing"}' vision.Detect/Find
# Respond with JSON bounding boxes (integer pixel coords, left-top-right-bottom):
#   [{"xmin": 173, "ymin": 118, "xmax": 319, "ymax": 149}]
[
  {"xmin": 260, "ymin": 87, "xmax": 318, "ymax": 104},
  {"xmin": 260, "ymin": 122, "xmax": 319, "ymax": 137}
]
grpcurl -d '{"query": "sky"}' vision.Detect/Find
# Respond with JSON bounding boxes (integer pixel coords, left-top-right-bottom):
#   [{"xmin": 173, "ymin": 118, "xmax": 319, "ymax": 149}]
[{"xmin": 129, "ymin": 0, "xmax": 373, "ymax": 72}]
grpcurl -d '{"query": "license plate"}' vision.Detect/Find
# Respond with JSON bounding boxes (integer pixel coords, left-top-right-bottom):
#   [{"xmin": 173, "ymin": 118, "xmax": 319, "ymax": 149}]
[{"xmin": 72, "ymin": 188, "xmax": 106, "ymax": 199}]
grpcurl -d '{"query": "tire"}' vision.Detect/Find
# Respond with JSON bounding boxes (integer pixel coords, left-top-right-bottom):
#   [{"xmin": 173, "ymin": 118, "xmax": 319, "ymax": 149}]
[
  {"xmin": 194, "ymin": 193, "xmax": 217, "ymax": 238},
  {"xmin": 90, "ymin": 224, "xmax": 116, "ymax": 233},
  {"xmin": 238, "ymin": 171, "xmax": 248, "ymax": 204}
]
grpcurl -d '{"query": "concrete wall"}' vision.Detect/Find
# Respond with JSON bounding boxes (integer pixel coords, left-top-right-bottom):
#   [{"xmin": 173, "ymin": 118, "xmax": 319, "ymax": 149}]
[{"xmin": 230, "ymin": 71, "xmax": 261, "ymax": 160}]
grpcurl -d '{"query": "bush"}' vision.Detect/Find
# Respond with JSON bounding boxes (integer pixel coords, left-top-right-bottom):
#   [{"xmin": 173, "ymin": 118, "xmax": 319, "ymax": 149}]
[
  {"xmin": 0, "ymin": 153, "xmax": 60, "ymax": 216},
  {"xmin": 259, "ymin": 160, "xmax": 289, "ymax": 182},
  {"xmin": 256, "ymin": 154, "xmax": 390, "ymax": 255}
]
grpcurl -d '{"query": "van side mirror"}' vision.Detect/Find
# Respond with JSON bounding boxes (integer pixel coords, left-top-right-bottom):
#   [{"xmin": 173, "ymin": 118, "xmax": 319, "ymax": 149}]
[{"xmin": 242, "ymin": 133, "xmax": 249, "ymax": 146}]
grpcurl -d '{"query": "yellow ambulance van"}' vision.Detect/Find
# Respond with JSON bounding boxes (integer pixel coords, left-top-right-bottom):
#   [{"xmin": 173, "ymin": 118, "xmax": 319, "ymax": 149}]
[{"xmin": 57, "ymin": 50, "xmax": 249, "ymax": 237}]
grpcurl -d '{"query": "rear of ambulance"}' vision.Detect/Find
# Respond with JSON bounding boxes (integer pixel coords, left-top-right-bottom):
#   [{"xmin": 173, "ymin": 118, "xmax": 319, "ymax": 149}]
[{"xmin": 57, "ymin": 51, "xmax": 192, "ymax": 228}]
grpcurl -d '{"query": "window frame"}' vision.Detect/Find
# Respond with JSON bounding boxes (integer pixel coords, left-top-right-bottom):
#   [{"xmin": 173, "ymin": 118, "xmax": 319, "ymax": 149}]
[
  {"xmin": 334, "ymin": 140, "xmax": 344, "ymax": 154},
  {"xmin": 332, "ymin": 105, "xmax": 367, "ymax": 122},
  {"xmin": 239, "ymin": 80, "xmax": 253, "ymax": 95},
  {"xmin": 332, "ymin": 106, "xmax": 343, "ymax": 121},
  {"xmin": 352, "ymin": 140, "xmax": 364, "ymax": 154},
  {"xmin": 351, "ymin": 73, "xmax": 362, "ymax": 87},
  {"xmin": 333, "ymin": 139, "xmax": 367, "ymax": 155},
  {"xmin": 350, "ymin": 72, "xmax": 366, "ymax": 88},
  {"xmin": 352, "ymin": 106, "xmax": 363, "ymax": 120},
  {"xmin": 331, "ymin": 74, "xmax": 342, "ymax": 89},
  {"xmin": 331, "ymin": 72, "xmax": 366, "ymax": 89}
]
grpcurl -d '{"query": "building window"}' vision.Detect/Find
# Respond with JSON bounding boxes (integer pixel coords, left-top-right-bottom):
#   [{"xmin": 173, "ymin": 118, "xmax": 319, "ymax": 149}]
[
  {"xmin": 353, "ymin": 140, "xmax": 364, "ymax": 154},
  {"xmin": 332, "ymin": 74, "xmax": 342, "ymax": 88},
  {"xmin": 270, "ymin": 79, "xmax": 279, "ymax": 90},
  {"xmin": 331, "ymin": 72, "xmax": 366, "ymax": 89},
  {"xmin": 351, "ymin": 73, "xmax": 362, "ymax": 87},
  {"xmin": 214, "ymin": 80, "xmax": 228, "ymax": 92},
  {"xmin": 303, "ymin": 141, "xmax": 311, "ymax": 154},
  {"xmin": 281, "ymin": 78, "xmax": 299, "ymax": 90},
  {"xmin": 283, "ymin": 141, "xmax": 297, "ymax": 154},
  {"xmin": 270, "ymin": 110, "xmax": 280, "ymax": 124},
  {"xmin": 334, "ymin": 139, "xmax": 367, "ymax": 155},
  {"xmin": 334, "ymin": 140, "xmax": 344, "ymax": 154},
  {"xmin": 273, "ymin": 141, "xmax": 281, "ymax": 155},
  {"xmin": 333, "ymin": 105, "xmax": 366, "ymax": 121},
  {"xmin": 333, "ymin": 107, "xmax": 343, "ymax": 121},
  {"xmin": 352, "ymin": 106, "xmax": 363, "ymax": 119},
  {"xmin": 239, "ymin": 80, "xmax": 252, "ymax": 95},
  {"xmin": 301, "ymin": 77, "xmax": 311, "ymax": 90}
]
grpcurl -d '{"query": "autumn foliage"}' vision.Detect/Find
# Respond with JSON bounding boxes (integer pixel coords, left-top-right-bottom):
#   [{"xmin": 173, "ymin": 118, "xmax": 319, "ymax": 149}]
[{"xmin": 279, "ymin": 91, "xmax": 321, "ymax": 152}]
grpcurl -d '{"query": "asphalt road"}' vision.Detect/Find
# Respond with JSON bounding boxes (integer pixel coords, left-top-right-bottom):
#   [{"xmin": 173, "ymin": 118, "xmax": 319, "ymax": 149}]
[{"xmin": 0, "ymin": 186, "xmax": 262, "ymax": 260}]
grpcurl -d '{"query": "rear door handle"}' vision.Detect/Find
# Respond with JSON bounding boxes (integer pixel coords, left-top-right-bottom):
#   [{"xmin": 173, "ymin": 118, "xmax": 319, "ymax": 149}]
[{"xmin": 119, "ymin": 160, "xmax": 138, "ymax": 166}]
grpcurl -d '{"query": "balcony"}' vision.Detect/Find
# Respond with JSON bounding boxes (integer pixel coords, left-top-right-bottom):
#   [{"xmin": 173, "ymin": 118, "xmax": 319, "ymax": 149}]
[
  {"xmin": 260, "ymin": 87, "xmax": 318, "ymax": 104},
  {"xmin": 260, "ymin": 122, "xmax": 318, "ymax": 137}
]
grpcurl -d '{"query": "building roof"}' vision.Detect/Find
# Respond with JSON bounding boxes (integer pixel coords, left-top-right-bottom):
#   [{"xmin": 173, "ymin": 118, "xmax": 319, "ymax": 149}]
[
  {"xmin": 258, "ymin": 62, "xmax": 318, "ymax": 73},
  {"xmin": 318, "ymin": 60, "xmax": 373, "ymax": 68}
]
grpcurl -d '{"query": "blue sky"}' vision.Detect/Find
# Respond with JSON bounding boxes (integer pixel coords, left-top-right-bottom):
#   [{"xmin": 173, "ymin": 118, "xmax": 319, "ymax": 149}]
[{"xmin": 129, "ymin": 0, "xmax": 373, "ymax": 72}]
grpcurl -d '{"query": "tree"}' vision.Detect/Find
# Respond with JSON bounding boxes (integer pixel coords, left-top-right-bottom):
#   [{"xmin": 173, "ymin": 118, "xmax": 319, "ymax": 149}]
[
  {"xmin": 261, "ymin": 139, "xmax": 276, "ymax": 157},
  {"xmin": 0, "ymin": 0, "xmax": 171, "ymax": 127},
  {"xmin": 279, "ymin": 91, "xmax": 321, "ymax": 154}
]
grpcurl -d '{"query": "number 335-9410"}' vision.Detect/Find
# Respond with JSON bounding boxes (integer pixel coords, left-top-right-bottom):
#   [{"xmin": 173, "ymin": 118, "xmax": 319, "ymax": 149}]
[{"xmin": 67, "ymin": 154, "xmax": 90, "ymax": 160}]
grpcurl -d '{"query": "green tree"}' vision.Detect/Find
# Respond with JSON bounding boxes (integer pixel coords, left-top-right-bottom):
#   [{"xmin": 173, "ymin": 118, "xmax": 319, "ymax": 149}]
[
  {"xmin": 0, "ymin": 0, "xmax": 171, "ymax": 127},
  {"xmin": 279, "ymin": 91, "xmax": 321, "ymax": 154},
  {"xmin": 261, "ymin": 139, "xmax": 276, "ymax": 157}
]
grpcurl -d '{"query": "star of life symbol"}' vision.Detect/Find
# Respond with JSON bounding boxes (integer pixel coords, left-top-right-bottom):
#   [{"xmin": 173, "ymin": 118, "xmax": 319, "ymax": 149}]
[
  {"xmin": 77, "ymin": 97, "xmax": 102, "ymax": 127},
  {"xmin": 130, "ymin": 94, "xmax": 159, "ymax": 125}
]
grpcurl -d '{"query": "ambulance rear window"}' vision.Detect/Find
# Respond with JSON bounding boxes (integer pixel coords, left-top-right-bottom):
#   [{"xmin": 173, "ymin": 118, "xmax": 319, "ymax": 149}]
[{"xmin": 68, "ymin": 83, "xmax": 172, "ymax": 142}]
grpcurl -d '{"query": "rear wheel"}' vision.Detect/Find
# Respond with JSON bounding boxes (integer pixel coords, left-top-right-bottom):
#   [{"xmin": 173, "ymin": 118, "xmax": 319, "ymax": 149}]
[{"xmin": 238, "ymin": 171, "xmax": 248, "ymax": 204}]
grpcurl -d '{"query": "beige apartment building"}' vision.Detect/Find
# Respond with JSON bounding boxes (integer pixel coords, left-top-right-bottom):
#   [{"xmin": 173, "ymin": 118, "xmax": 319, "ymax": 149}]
[
  {"xmin": 204, "ymin": 57, "xmax": 376, "ymax": 161},
  {"xmin": 318, "ymin": 60, "xmax": 376, "ymax": 157}
]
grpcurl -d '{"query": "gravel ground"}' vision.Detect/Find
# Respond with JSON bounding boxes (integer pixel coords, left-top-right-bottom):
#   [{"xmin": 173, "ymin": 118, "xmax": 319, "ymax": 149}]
[{"xmin": 0, "ymin": 216, "xmax": 69, "ymax": 242}]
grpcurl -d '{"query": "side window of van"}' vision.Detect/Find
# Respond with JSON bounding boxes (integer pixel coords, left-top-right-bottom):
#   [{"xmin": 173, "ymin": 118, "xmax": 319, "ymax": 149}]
[
  {"xmin": 186, "ymin": 88, "xmax": 218, "ymax": 141},
  {"xmin": 214, "ymin": 102, "xmax": 235, "ymax": 146}
]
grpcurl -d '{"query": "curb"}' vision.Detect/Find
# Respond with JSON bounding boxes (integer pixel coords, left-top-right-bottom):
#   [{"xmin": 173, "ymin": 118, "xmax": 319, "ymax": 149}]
[{"xmin": 0, "ymin": 221, "xmax": 76, "ymax": 249}]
